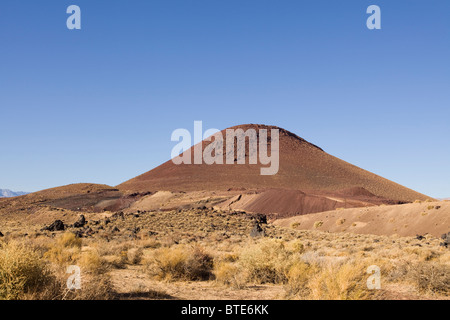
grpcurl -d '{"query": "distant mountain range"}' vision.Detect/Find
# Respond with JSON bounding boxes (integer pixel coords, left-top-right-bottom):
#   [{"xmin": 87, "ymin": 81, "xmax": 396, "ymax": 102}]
[{"xmin": 0, "ymin": 189, "xmax": 29, "ymax": 198}]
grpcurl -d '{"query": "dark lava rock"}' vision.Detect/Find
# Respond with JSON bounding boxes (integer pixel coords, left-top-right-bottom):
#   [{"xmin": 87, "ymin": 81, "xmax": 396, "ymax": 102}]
[
  {"xmin": 73, "ymin": 215, "xmax": 86, "ymax": 228},
  {"xmin": 74, "ymin": 227, "xmax": 94, "ymax": 238},
  {"xmin": 111, "ymin": 226, "xmax": 120, "ymax": 233},
  {"xmin": 130, "ymin": 227, "xmax": 140, "ymax": 234},
  {"xmin": 416, "ymin": 235, "xmax": 425, "ymax": 241},
  {"xmin": 441, "ymin": 232, "xmax": 449, "ymax": 248},
  {"xmin": 43, "ymin": 220, "xmax": 65, "ymax": 231},
  {"xmin": 254, "ymin": 214, "xmax": 267, "ymax": 224},
  {"xmin": 112, "ymin": 212, "xmax": 124, "ymax": 219}
]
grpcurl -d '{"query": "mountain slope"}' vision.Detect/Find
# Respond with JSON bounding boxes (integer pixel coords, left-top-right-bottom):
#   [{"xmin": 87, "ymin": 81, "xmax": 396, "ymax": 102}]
[
  {"xmin": 118, "ymin": 124, "xmax": 430, "ymax": 203},
  {"xmin": 0, "ymin": 189, "xmax": 29, "ymax": 198}
]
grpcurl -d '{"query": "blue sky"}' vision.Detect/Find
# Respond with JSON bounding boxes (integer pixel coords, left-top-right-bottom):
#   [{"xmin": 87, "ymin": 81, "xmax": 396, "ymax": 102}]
[{"xmin": 0, "ymin": 1, "xmax": 449, "ymax": 198}]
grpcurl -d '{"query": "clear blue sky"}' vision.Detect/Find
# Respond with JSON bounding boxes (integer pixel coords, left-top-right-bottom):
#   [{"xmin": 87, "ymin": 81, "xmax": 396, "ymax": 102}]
[{"xmin": 1, "ymin": 1, "xmax": 449, "ymax": 198}]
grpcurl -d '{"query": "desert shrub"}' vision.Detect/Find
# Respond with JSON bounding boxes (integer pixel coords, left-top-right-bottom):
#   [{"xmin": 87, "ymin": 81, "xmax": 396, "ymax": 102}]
[
  {"xmin": 0, "ymin": 239, "xmax": 114, "ymax": 300},
  {"xmin": 102, "ymin": 255, "xmax": 127, "ymax": 269},
  {"xmin": 307, "ymin": 262, "xmax": 370, "ymax": 300},
  {"xmin": 439, "ymin": 252, "xmax": 450, "ymax": 265},
  {"xmin": 127, "ymin": 247, "xmax": 144, "ymax": 265},
  {"xmin": 314, "ymin": 221, "xmax": 323, "ymax": 229},
  {"xmin": 221, "ymin": 253, "xmax": 239, "ymax": 263},
  {"xmin": 291, "ymin": 222, "xmax": 301, "ymax": 229},
  {"xmin": 146, "ymin": 245, "xmax": 213, "ymax": 281},
  {"xmin": 288, "ymin": 240, "xmax": 305, "ymax": 254},
  {"xmin": 407, "ymin": 262, "xmax": 449, "ymax": 295},
  {"xmin": 58, "ymin": 232, "xmax": 82, "ymax": 249},
  {"xmin": 44, "ymin": 232, "xmax": 82, "ymax": 265},
  {"xmin": 138, "ymin": 239, "xmax": 161, "ymax": 249},
  {"xmin": 336, "ymin": 219, "xmax": 346, "ymax": 226},
  {"xmin": 0, "ymin": 241, "xmax": 57, "ymax": 299},
  {"xmin": 147, "ymin": 247, "xmax": 186, "ymax": 280},
  {"xmin": 388, "ymin": 260, "xmax": 449, "ymax": 296},
  {"xmin": 238, "ymin": 239, "xmax": 295, "ymax": 284},
  {"xmin": 285, "ymin": 262, "xmax": 318, "ymax": 298},
  {"xmin": 77, "ymin": 249, "xmax": 109, "ymax": 274},
  {"xmin": 404, "ymin": 247, "xmax": 439, "ymax": 262},
  {"xmin": 214, "ymin": 261, "xmax": 245, "ymax": 288},
  {"xmin": 62, "ymin": 272, "xmax": 114, "ymax": 300},
  {"xmin": 186, "ymin": 246, "xmax": 214, "ymax": 280}
]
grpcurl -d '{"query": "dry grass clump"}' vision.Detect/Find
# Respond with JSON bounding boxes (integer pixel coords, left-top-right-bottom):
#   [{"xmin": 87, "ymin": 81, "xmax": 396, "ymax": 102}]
[
  {"xmin": 288, "ymin": 240, "xmax": 305, "ymax": 254},
  {"xmin": 238, "ymin": 239, "xmax": 296, "ymax": 284},
  {"xmin": 44, "ymin": 233, "xmax": 108, "ymax": 272},
  {"xmin": 127, "ymin": 247, "xmax": 144, "ymax": 265},
  {"xmin": 213, "ymin": 239, "xmax": 377, "ymax": 300},
  {"xmin": 61, "ymin": 272, "xmax": 114, "ymax": 300},
  {"xmin": 213, "ymin": 239, "xmax": 301, "ymax": 286},
  {"xmin": 91, "ymin": 239, "xmax": 151, "ymax": 268},
  {"xmin": 314, "ymin": 221, "xmax": 324, "ymax": 228},
  {"xmin": 145, "ymin": 245, "xmax": 213, "ymax": 281},
  {"xmin": 214, "ymin": 261, "xmax": 245, "ymax": 288},
  {"xmin": 389, "ymin": 261, "xmax": 450, "ymax": 295},
  {"xmin": 44, "ymin": 232, "xmax": 82, "ymax": 265},
  {"xmin": 409, "ymin": 262, "xmax": 449, "ymax": 294},
  {"xmin": 285, "ymin": 262, "xmax": 318, "ymax": 297},
  {"xmin": 0, "ymin": 241, "xmax": 58, "ymax": 300},
  {"xmin": 291, "ymin": 222, "xmax": 301, "ymax": 229},
  {"xmin": 40, "ymin": 233, "xmax": 114, "ymax": 299},
  {"xmin": 0, "ymin": 237, "xmax": 115, "ymax": 300},
  {"xmin": 306, "ymin": 262, "xmax": 371, "ymax": 300},
  {"xmin": 77, "ymin": 249, "xmax": 109, "ymax": 274}
]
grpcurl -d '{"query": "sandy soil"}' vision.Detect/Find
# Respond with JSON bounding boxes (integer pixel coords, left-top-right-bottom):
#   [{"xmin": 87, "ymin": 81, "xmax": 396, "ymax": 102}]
[
  {"xmin": 110, "ymin": 266, "xmax": 284, "ymax": 300},
  {"xmin": 274, "ymin": 201, "xmax": 450, "ymax": 237}
]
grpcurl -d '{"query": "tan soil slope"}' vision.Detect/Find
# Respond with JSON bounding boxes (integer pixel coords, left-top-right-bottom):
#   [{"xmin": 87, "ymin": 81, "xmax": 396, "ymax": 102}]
[
  {"xmin": 0, "ymin": 183, "xmax": 133, "ymax": 215},
  {"xmin": 274, "ymin": 201, "xmax": 450, "ymax": 237},
  {"xmin": 118, "ymin": 124, "xmax": 429, "ymax": 203}
]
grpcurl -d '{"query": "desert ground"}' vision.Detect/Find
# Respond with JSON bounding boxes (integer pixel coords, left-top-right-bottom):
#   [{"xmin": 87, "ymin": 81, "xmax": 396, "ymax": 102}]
[{"xmin": 0, "ymin": 186, "xmax": 448, "ymax": 300}]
